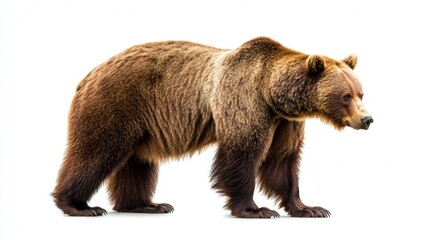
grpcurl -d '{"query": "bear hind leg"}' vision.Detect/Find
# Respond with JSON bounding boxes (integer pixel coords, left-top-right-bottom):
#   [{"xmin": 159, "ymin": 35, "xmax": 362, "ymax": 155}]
[
  {"xmin": 52, "ymin": 149, "xmax": 130, "ymax": 216},
  {"xmin": 52, "ymin": 196, "xmax": 107, "ymax": 216},
  {"xmin": 107, "ymin": 155, "xmax": 174, "ymax": 214}
]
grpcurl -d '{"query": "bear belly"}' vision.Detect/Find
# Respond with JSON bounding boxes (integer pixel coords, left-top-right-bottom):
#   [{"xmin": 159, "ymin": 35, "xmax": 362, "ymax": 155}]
[{"xmin": 135, "ymin": 111, "xmax": 216, "ymax": 163}]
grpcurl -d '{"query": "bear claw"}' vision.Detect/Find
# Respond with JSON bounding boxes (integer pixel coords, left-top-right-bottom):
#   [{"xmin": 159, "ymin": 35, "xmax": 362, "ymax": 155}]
[
  {"xmin": 118, "ymin": 203, "xmax": 174, "ymax": 214},
  {"xmin": 232, "ymin": 207, "xmax": 280, "ymax": 218},
  {"xmin": 289, "ymin": 206, "xmax": 331, "ymax": 218},
  {"xmin": 64, "ymin": 206, "xmax": 107, "ymax": 216}
]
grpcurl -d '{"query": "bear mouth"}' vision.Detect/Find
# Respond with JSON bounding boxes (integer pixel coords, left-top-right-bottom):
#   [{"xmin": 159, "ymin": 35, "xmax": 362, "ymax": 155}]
[
  {"xmin": 345, "ymin": 120, "xmax": 365, "ymax": 130},
  {"xmin": 349, "ymin": 123, "xmax": 366, "ymax": 130},
  {"xmin": 344, "ymin": 116, "xmax": 373, "ymax": 130}
]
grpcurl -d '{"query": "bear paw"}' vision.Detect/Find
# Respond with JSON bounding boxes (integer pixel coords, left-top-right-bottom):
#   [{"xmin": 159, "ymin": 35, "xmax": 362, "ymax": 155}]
[
  {"xmin": 118, "ymin": 203, "xmax": 174, "ymax": 214},
  {"xmin": 289, "ymin": 206, "xmax": 331, "ymax": 218},
  {"xmin": 64, "ymin": 206, "xmax": 107, "ymax": 216},
  {"xmin": 232, "ymin": 207, "xmax": 280, "ymax": 218}
]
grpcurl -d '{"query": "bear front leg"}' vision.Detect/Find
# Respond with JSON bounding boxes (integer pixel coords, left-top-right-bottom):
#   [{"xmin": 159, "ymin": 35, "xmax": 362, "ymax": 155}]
[
  {"xmin": 258, "ymin": 120, "xmax": 330, "ymax": 218},
  {"xmin": 211, "ymin": 144, "xmax": 280, "ymax": 218},
  {"xmin": 209, "ymin": 81, "xmax": 280, "ymax": 218},
  {"xmin": 210, "ymin": 123, "xmax": 280, "ymax": 219}
]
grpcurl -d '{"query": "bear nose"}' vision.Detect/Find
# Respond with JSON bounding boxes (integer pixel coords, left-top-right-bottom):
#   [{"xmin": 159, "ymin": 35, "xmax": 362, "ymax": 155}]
[{"xmin": 361, "ymin": 116, "xmax": 373, "ymax": 130}]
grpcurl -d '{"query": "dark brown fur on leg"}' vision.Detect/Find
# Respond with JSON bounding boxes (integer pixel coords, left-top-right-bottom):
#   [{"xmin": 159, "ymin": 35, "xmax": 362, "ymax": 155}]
[
  {"xmin": 107, "ymin": 155, "xmax": 173, "ymax": 213},
  {"xmin": 52, "ymin": 85, "xmax": 144, "ymax": 216},
  {"xmin": 212, "ymin": 146, "xmax": 279, "ymax": 218},
  {"xmin": 259, "ymin": 120, "xmax": 330, "ymax": 218},
  {"xmin": 211, "ymin": 116, "xmax": 280, "ymax": 219},
  {"xmin": 52, "ymin": 148, "xmax": 129, "ymax": 216}
]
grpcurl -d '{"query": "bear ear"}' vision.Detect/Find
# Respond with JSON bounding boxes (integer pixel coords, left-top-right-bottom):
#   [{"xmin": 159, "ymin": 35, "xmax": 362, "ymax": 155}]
[
  {"xmin": 343, "ymin": 54, "xmax": 358, "ymax": 69},
  {"xmin": 306, "ymin": 55, "xmax": 325, "ymax": 75}
]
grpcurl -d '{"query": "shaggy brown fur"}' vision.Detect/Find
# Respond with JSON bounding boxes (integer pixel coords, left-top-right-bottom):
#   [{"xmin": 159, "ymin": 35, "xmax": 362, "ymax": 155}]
[{"xmin": 52, "ymin": 37, "xmax": 372, "ymax": 218}]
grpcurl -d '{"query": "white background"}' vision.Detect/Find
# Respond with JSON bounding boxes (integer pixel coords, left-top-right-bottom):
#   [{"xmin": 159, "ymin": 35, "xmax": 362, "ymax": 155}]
[{"xmin": 1, "ymin": 0, "xmax": 428, "ymax": 239}]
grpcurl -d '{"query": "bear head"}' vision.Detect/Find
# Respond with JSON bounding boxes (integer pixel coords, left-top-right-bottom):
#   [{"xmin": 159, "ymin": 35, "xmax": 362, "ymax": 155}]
[{"xmin": 266, "ymin": 53, "xmax": 373, "ymax": 130}]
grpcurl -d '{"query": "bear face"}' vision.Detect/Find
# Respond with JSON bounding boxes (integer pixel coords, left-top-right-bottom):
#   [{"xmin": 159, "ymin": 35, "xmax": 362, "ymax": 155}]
[
  {"xmin": 266, "ymin": 53, "xmax": 372, "ymax": 130},
  {"xmin": 313, "ymin": 55, "xmax": 372, "ymax": 130}
]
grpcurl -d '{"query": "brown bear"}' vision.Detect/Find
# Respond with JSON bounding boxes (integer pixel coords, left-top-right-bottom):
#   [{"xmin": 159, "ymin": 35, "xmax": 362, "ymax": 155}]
[{"xmin": 52, "ymin": 37, "xmax": 373, "ymax": 218}]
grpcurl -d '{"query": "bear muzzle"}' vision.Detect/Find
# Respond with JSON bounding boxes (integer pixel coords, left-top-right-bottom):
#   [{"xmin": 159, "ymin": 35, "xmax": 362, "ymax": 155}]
[
  {"xmin": 347, "ymin": 115, "xmax": 373, "ymax": 130},
  {"xmin": 347, "ymin": 99, "xmax": 373, "ymax": 130}
]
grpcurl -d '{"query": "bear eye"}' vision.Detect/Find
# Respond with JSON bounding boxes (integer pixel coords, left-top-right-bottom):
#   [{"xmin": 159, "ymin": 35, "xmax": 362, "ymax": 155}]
[{"xmin": 343, "ymin": 94, "xmax": 352, "ymax": 103}]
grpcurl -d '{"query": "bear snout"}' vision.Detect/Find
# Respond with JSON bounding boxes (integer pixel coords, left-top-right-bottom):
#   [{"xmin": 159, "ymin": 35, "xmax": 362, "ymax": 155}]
[{"xmin": 347, "ymin": 115, "xmax": 373, "ymax": 130}]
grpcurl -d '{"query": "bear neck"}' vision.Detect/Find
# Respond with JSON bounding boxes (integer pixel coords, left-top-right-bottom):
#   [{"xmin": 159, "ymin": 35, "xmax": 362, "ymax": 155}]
[{"xmin": 267, "ymin": 68, "xmax": 318, "ymax": 120}]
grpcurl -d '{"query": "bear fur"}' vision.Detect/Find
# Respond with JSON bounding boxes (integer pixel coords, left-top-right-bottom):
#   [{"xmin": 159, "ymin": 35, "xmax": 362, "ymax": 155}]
[{"xmin": 52, "ymin": 37, "xmax": 372, "ymax": 218}]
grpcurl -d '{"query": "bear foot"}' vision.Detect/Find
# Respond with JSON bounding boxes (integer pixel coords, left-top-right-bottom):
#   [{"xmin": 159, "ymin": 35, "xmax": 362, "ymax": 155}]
[
  {"xmin": 289, "ymin": 206, "xmax": 330, "ymax": 218},
  {"xmin": 62, "ymin": 206, "xmax": 107, "ymax": 216},
  {"xmin": 54, "ymin": 197, "xmax": 107, "ymax": 216},
  {"xmin": 117, "ymin": 203, "xmax": 174, "ymax": 214},
  {"xmin": 232, "ymin": 207, "xmax": 280, "ymax": 218}
]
